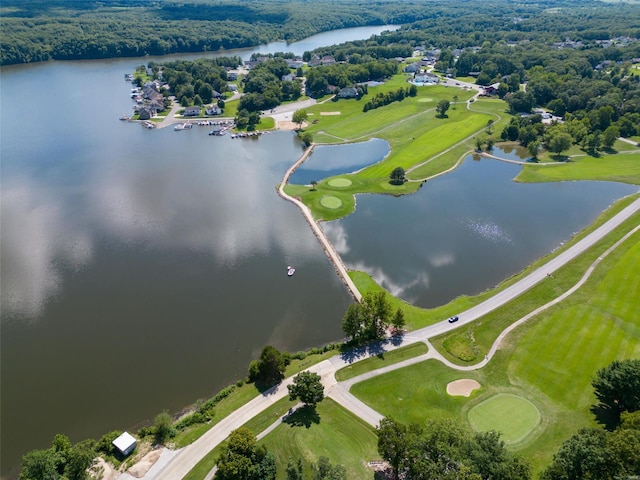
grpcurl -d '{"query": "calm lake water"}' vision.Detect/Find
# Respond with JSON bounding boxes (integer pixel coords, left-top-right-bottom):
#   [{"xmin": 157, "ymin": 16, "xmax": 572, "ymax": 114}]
[
  {"xmin": 324, "ymin": 152, "xmax": 638, "ymax": 307},
  {"xmin": 0, "ymin": 25, "xmax": 396, "ymax": 476},
  {"xmin": 1, "ymin": 24, "xmax": 637, "ymax": 476}
]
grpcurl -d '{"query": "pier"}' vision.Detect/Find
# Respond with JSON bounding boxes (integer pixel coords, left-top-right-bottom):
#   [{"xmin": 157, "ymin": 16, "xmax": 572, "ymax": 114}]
[{"xmin": 277, "ymin": 145, "xmax": 362, "ymax": 302}]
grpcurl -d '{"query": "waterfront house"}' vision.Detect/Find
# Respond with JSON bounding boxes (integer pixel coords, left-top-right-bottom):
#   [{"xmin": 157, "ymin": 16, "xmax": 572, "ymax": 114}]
[
  {"xmin": 184, "ymin": 106, "xmax": 201, "ymax": 116},
  {"xmin": 206, "ymin": 105, "xmax": 222, "ymax": 115}
]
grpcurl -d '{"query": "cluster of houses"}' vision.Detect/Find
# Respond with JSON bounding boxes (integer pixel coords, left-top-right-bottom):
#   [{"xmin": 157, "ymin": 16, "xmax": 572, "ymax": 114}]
[{"xmin": 132, "ymin": 81, "xmax": 166, "ymax": 120}]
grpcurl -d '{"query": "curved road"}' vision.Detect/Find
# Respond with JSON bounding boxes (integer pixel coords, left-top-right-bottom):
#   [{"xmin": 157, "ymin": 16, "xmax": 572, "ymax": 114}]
[{"xmin": 148, "ymin": 195, "xmax": 640, "ymax": 480}]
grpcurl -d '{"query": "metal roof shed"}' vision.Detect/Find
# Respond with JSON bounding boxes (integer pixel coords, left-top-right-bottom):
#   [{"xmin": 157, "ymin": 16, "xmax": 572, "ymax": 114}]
[{"xmin": 112, "ymin": 431, "xmax": 137, "ymax": 457}]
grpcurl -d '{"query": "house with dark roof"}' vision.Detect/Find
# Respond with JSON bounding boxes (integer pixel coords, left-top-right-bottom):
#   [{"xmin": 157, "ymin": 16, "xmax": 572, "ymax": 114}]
[
  {"xmin": 206, "ymin": 105, "xmax": 222, "ymax": 115},
  {"xmin": 337, "ymin": 87, "xmax": 358, "ymax": 98},
  {"xmin": 184, "ymin": 106, "xmax": 202, "ymax": 116}
]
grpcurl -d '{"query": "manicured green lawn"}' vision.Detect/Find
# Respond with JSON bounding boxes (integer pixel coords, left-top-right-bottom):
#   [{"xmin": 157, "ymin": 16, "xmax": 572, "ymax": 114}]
[
  {"xmin": 516, "ymin": 153, "xmax": 640, "ymax": 185},
  {"xmin": 259, "ymin": 398, "xmax": 378, "ymax": 480},
  {"xmin": 335, "ymin": 342, "xmax": 429, "ymax": 381},
  {"xmin": 467, "ymin": 393, "xmax": 541, "ymax": 444}
]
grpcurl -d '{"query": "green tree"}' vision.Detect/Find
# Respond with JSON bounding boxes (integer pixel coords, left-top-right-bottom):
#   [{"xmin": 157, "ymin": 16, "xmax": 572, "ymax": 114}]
[
  {"xmin": 341, "ymin": 303, "xmax": 362, "ymax": 341},
  {"xmin": 391, "ymin": 308, "xmax": 405, "ymax": 332},
  {"xmin": 19, "ymin": 449, "xmax": 60, "ymax": 480},
  {"xmin": 548, "ymin": 132, "xmax": 573, "ymax": 155},
  {"xmin": 292, "ymin": 109, "xmax": 308, "ymax": 130},
  {"xmin": 65, "ymin": 440, "xmax": 96, "ymax": 480},
  {"xmin": 154, "ymin": 410, "xmax": 175, "ymax": 445},
  {"xmin": 249, "ymin": 345, "xmax": 286, "ymax": 387},
  {"xmin": 377, "ymin": 417, "xmax": 409, "ymax": 480},
  {"xmin": 592, "ymin": 359, "xmax": 640, "ymax": 419},
  {"xmin": 485, "ymin": 137, "xmax": 495, "ymax": 151},
  {"xmin": 602, "ymin": 125, "xmax": 620, "ymax": 149},
  {"xmin": 436, "ymin": 99, "xmax": 450, "ymax": 117},
  {"xmin": 312, "ymin": 456, "xmax": 346, "ymax": 480},
  {"xmin": 310, "ymin": 180, "xmax": 318, "ymax": 191},
  {"xmin": 300, "ymin": 131, "xmax": 313, "ymax": 147},
  {"xmin": 389, "ymin": 167, "xmax": 406, "ymax": 185},
  {"xmin": 216, "ymin": 428, "xmax": 275, "ymax": 480},
  {"xmin": 527, "ymin": 140, "xmax": 540, "ymax": 160},
  {"xmin": 286, "ymin": 459, "xmax": 305, "ymax": 480},
  {"xmin": 288, "ymin": 371, "xmax": 324, "ymax": 407},
  {"xmin": 540, "ymin": 428, "xmax": 616, "ymax": 480}
]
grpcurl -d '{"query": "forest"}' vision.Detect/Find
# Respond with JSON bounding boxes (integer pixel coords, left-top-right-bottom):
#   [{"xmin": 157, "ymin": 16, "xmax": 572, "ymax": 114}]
[
  {"xmin": 1, "ymin": 0, "xmax": 427, "ymax": 65},
  {"xmin": 3, "ymin": 0, "xmax": 640, "ymax": 66}
]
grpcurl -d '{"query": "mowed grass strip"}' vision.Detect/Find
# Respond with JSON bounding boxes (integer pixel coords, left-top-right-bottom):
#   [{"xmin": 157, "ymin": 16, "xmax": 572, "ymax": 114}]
[
  {"xmin": 467, "ymin": 393, "xmax": 541, "ymax": 444},
  {"xmin": 516, "ymin": 153, "xmax": 640, "ymax": 185},
  {"xmin": 259, "ymin": 398, "xmax": 378, "ymax": 480},
  {"xmin": 335, "ymin": 342, "xmax": 429, "ymax": 381}
]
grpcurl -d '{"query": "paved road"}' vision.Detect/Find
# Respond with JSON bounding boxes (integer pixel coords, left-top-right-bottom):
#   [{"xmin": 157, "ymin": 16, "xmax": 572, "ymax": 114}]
[{"xmin": 147, "ymin": 196, "xmax": 639, "ymax": 480}]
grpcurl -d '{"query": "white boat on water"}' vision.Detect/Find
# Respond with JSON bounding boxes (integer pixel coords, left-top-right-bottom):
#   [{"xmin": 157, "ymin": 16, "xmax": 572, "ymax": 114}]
[{"xmin": 287, "ymin": 266, "xmax": 296, "ymax": 277}]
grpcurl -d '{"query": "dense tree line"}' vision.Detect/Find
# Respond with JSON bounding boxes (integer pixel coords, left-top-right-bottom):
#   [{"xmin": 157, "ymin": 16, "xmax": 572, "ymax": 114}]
[
  {"xmin": 363, "ymin": 85, "xmax": 416, "ymax": 112},
  {"xmin": 377, "ymin": 417, "xmax": 531, "ymax": 480},
  {"xmin": 305, "ymin": 60, "xmax": 397, "ymax": 98},
  {"xmin": 0, "ymin": 0, "xmax": 437, "ymax": 66}
]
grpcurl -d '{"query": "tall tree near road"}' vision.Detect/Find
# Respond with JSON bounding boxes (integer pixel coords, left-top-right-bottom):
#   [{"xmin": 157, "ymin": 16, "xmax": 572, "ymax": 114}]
[
  {"xmin": 292, "ymin": 109, "xmax": 308, "ymax": 130},
  {"xmin": 288, "ymin": 371, "xmax": 325, "ymax": 407}
]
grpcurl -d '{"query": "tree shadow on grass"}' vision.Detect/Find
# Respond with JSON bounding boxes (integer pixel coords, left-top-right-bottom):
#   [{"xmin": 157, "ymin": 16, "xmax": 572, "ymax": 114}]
[
  {"xmin": 590, "ymin": 403, "xmax": 620, "ymax": 431},
  {"xmin": 339, "ymin": 336, "xmax": 403, "ymax": 364},
  {"xmin": 283, "ymin": 405, "xmax": 320, "ymax": 429},
  {"xmin": 550, "ymin": 154, "xmax": 570, "ymax": 163},
  {"xmin": 253, "ymin": 379, "xmax": 283, "ymax": 396}
]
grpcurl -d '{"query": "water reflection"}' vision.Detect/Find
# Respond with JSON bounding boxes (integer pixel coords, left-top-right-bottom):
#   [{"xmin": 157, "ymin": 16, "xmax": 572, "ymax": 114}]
[
  {"xmin": 1, "ymin": 181, "xmax": 93, "ymax": 318},
  {"xmin": 325, "ymin": 151, "xmax": 639, "ymax": 307}
]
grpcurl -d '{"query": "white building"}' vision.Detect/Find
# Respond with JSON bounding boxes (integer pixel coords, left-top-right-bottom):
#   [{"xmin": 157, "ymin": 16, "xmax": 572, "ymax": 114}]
[{"xmin": 112, "ymin": 432, "xmax": 137, "ymax": 457}]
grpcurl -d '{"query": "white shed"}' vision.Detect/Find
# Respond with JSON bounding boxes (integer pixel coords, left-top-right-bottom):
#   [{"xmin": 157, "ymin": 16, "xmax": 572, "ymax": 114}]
[{"xmin": 112, "ymin": 431, "xmax": 137, "ymax": 457}]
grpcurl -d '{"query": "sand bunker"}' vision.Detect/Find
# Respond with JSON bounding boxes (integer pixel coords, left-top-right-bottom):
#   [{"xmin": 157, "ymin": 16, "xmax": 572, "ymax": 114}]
[
  {"xmin": 446, "ymin": 379, "xmax": 481, "ymax": 397},
  {"xmin": 320, "ymin": 111, "xmax": 341, "ymax": 115}
]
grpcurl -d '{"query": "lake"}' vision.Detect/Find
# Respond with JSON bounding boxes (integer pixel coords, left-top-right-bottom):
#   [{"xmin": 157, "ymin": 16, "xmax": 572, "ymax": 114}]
[
  {"xmin": 0, "ymin": 25, "xmax": 396, "ymax": 476},
  {"xmin": 1, "ymin": 24, "xmax": 637, "ymax": 477}
]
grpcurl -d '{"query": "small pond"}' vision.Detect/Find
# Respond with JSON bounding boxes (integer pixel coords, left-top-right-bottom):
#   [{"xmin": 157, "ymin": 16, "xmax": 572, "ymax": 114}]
[{"xmin": 289, "ymin": 138, "xmax": 390, "ymax": 184}]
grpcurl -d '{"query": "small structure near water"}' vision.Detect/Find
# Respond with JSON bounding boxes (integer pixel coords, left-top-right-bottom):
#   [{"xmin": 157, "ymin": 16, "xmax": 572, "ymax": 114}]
[{"xmin": 112, "ymin": 431, "xmax": 137, "ymax": 457}]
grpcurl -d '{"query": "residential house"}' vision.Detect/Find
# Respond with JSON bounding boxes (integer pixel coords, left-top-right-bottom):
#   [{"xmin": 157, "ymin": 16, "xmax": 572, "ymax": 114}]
[
  {"xmin": 184, "ymin": 106, "xmax": 201, "ymax": 116},
  {"xmin": 206, "ymin": 105, "xmax": 222, "ymax": 116},
  {"xmin": 337, "ymin": 87, "xmax": 358, "ymax": 99},
  {"xmin": 282, "ymin": 73, "xmax": 296, "ymax": 82}
]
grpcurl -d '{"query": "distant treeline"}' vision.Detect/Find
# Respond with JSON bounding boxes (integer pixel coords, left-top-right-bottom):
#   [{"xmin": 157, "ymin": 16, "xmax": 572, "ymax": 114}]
[{"xmin": 0, "ymin": 0, "xmax": 430, "ymax": 66}]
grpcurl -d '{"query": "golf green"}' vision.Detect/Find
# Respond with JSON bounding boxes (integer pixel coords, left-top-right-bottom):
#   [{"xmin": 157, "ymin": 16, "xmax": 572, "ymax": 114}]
[
  {"xmin": 328, "ymin": 178, "xmax": 353, "ymax": 187},
  {"xmin": 467, "ymin": 393, "xmax": 540, "ymax": 444},
  {"xmin": 320, "ymin": 195, "xmax": 342, "ymax": 209}
]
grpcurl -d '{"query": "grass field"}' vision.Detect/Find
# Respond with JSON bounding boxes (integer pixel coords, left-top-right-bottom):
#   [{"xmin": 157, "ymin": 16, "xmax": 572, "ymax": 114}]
[
  {"xmin": 516, "ymin": 152, "xmax": 640, "ymax": 184},
  {"xmin": 467, "ymin": 393, "xmax": 541, "ymax": 444},
  {"xmin": 259, "ymin": 399, "xmax": 378, "ymax": 480}
]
